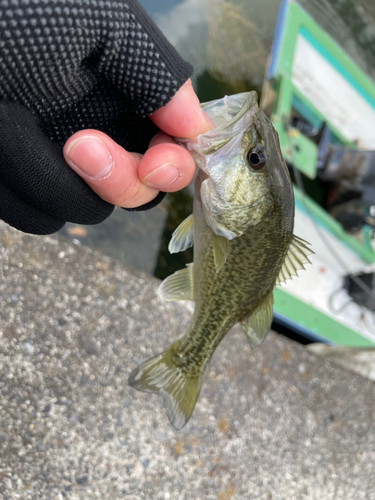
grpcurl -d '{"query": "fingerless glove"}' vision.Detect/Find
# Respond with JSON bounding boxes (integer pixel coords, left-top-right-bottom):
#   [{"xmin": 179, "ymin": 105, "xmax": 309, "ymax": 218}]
[{"xmin": 0, "ymin": 0, "xmax": 192, "ymax": 234}]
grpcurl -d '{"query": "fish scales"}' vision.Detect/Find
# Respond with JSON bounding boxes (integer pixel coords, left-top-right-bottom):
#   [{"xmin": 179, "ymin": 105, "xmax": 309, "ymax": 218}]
[
  {"xmin": 129, "ymin": 92, "xmax": 312, "ymax": 430},
  {"xmin": 185, "ymin": 186, "xmax": 288, "ymax": 358}
]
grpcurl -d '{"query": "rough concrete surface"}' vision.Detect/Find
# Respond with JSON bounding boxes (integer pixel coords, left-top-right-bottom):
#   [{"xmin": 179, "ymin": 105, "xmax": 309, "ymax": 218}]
[{"xmin": 0, "ymin": 220, "xmax": 374, "ymax": 500}]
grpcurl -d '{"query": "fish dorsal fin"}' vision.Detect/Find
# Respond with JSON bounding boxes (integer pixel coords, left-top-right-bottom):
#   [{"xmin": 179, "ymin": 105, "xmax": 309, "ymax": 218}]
[
  {"xmin": 212, "ymin": 232, "xmax": 229, "ymax": 273},
  {"xmin": 240, "ymin": 292, "xmax": 273, "ymax": 349},
  {"xmin": 157, "ymin": 264, "xmax": 194, "ymax": 301},
  {"xmin": 168, "ymin": 214, "xmax": 194, "ymax": 254},
  {"xmin": 276, "ymin": 235, "xmax": 313, "ymax": 286}
]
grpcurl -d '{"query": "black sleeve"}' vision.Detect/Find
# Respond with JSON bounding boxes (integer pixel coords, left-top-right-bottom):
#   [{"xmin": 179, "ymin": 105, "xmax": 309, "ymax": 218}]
[{"xmin": 0, "ymin": 0, "xmax": 193, "ymax": 234}]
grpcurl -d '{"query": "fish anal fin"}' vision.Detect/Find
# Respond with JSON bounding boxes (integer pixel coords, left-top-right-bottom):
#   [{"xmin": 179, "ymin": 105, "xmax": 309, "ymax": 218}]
[
  {"xmin": 240, "ymin": 292, "xmax": 273, "ymax": 349},
  {"xmin": 128, "ymin": 342, "xmax": 204, "ymax": 430},
  {"xmin": 212, "ymin": 232, "xmax": 229, "ymax": 273},
  {"xmin": 168, "ymin": 214, "xmax": 194, "ymax": 254},
  {"xmin": 157, "ymin": 264, "xmax": 194, "ymax": 301},
  {"xmin": 276, "ymin": 234, "xmax": 314, "ymax": 285}
]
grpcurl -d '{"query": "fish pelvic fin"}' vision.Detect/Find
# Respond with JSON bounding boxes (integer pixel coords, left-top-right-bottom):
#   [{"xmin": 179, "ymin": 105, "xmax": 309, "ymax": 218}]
[
  {"xmin": 128, "ymin": 342, "xmax": 204, "ymax": 430},
  {"xmin": 276, "ymin": 234, "xmax": 314, "ymax": 286}
]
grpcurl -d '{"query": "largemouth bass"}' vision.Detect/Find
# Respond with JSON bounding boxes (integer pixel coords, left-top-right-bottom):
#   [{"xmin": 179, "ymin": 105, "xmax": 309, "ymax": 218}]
[{"xmin": 129, "ymin": 92, "xmax": 312, "ymax": 430}]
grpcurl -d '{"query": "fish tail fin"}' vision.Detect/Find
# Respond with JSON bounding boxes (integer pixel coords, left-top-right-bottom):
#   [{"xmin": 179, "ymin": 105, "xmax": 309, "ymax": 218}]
[{"xmin": 128, "ymin": 342, "xmax": 204, "ymax": 430}]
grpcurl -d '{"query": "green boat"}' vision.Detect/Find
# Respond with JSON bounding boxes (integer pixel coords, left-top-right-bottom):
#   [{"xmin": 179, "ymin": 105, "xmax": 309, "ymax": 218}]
[{"xmin": 262, "ymin": 0, "xmax": 375, "ymax": 346}]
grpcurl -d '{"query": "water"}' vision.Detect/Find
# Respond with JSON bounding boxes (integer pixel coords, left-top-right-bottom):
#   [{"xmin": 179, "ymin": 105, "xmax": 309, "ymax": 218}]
[{"xmin": 60, "ymin": 0, "xmax": 375, "ymax": 280}]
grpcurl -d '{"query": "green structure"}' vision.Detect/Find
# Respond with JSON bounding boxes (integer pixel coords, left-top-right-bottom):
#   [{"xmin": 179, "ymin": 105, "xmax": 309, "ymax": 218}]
[{"xmin": 264, "ymin": 0, "xmax": 375, "ymax": 345}]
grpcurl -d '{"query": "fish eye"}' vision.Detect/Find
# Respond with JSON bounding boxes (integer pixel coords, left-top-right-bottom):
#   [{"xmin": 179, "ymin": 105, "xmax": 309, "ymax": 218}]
[{"xmin": 247, "ymin": 148, "xmax": 266, "ymax": 171}]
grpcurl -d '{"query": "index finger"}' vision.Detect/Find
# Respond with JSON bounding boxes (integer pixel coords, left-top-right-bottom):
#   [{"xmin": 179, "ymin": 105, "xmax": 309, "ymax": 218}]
[{"xmin": 150, "ymin": 79, "xmax": 212, "ymax": 139}]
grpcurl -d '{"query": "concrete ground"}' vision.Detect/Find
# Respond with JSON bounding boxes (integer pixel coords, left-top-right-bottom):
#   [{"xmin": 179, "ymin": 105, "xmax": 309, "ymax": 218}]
[{"xmin": 0, "ymin": 220, "xmax": 374, "ymax": 500}]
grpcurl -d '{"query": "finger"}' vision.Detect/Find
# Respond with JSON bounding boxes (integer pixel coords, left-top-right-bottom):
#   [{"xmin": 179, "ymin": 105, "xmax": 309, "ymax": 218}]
[
  {"xmin": 63, "ymin": 130, "xmax": 196, "ymax": 208},
  {"xmin": 150, "ymin": 79, "xmax": 213, "ymax": 139},
  {"xmin": 139, "ymin": 142, "xmax": 195, "ymax": 193},
  {"xmin": 149, "ymin": 131, "xmax": 177, "ymax": 148}
]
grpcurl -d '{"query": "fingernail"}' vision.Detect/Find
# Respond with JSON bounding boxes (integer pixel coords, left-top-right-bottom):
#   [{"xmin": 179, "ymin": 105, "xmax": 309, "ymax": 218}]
[
  {"xmin": 143, "ymin": 163, "xmax": 180, "ymax": 188},
  {"xmin": 65, "ymin": 136, "xmax": 114, "ymax": 179}
]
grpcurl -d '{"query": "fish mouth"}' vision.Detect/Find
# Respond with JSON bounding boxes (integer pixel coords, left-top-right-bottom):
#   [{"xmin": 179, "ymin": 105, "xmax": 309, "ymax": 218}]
[{"xmin": 201, "ymin": 92, "xmax": 259, "ymax": 130}]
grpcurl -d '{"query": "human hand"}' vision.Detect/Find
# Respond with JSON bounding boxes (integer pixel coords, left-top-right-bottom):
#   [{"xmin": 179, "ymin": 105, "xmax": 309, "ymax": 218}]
[
  {"xmin": 63, "ymin": 80, "xmax": 210, "ymax": 209},
  {"xmin": 0, "ymin": 0, "xmax": 201, "ymax": 235}
]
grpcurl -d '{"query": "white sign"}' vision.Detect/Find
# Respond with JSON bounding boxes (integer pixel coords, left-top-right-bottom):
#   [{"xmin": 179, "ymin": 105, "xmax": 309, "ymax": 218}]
[{"xmin": 292, "ymin": 34, "xmax": 375, "ymax": 150}]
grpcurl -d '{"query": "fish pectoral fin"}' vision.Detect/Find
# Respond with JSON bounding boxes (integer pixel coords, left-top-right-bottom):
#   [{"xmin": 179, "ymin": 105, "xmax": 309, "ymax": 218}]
[
  {"xmin": 128, "ymin": 342, "xmax": 205, "ymax": 430},
  {"xmin": 276, "ymin": 234, "xmax": 314, "ymax": 286},
  {"xmin": 240, "ymin": 292, "xmax": 273, "ymax": 349},
  {"xmin": 212, "ymin": 232, "xmax": 229, "ymax": 273},
  {"xmin": 168, "ymin": 214, "xmax": 194, "ymax": 254},
  {"xmin": 157, "ymin": 263, "xmax": 194, "ymax": 301}
]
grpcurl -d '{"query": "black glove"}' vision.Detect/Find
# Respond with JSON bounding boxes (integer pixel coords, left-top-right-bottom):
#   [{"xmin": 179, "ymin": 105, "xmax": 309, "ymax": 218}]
[{"xmin": 0, "ymin": 0, "xmax": 193, "ymax": 234}]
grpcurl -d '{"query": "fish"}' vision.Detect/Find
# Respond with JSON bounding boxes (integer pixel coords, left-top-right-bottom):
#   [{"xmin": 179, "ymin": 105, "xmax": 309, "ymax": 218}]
[{"xmin": 129, "ymin": 91, "xmax": 313, "ymax": 430}]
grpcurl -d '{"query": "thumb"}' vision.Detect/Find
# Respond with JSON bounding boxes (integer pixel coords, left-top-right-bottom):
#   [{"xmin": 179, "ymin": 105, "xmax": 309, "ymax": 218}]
[{"xmin": 150, "ymin": 79, "xmax": 212, "ymax": 139}]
